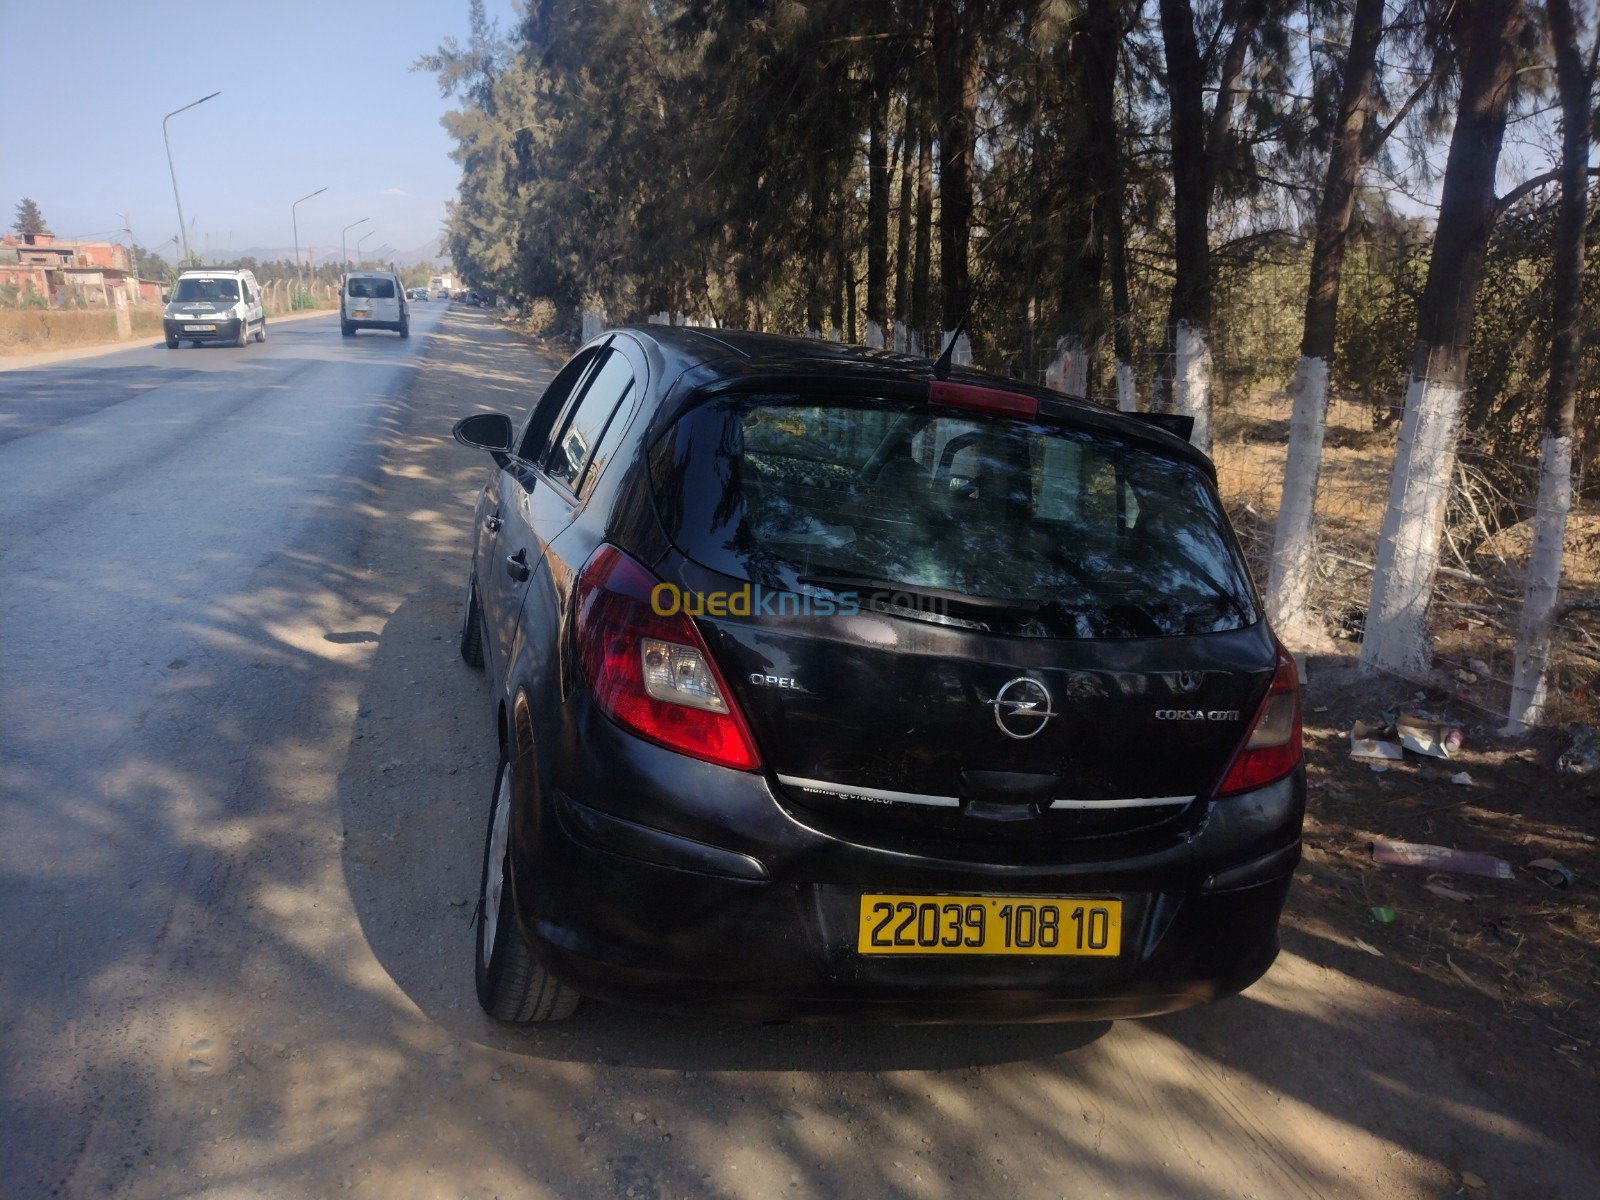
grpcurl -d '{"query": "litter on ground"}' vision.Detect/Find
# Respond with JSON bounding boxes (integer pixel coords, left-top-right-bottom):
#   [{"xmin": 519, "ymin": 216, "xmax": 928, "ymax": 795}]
[
  {"xmin": 1371, "ymin": 839, "xmax": 1515, "ymax": 880},
  {"xmin": 1350, "ymin": 720, "xmax": 1403, "ymax": 761}
]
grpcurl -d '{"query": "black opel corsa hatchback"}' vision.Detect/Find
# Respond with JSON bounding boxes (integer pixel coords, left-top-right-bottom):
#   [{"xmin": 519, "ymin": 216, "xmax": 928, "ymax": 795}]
[{"xmin": 451, "ymin": 326, "xmax": 1304, "ymax": 1023}]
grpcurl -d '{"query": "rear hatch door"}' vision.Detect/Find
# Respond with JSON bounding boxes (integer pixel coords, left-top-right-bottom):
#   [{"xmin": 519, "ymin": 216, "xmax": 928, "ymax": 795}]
[
  {"xmin": 651, "ymin": 387, "xmax": 1275, "ymax": 851},
  {"xmin": 347, "ymin": 275, "xmax": 398, "ymax": 322}
]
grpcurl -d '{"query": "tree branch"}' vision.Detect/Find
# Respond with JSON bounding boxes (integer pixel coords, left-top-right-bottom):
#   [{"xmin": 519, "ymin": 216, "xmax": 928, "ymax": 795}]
[
  {"xmin": 1369, "ymin": 54, "xmax": 1445, "ymax": 155},
  {"xmin": 1494, "ymin": 166, "xmax": 1600, "ymax": 217}
]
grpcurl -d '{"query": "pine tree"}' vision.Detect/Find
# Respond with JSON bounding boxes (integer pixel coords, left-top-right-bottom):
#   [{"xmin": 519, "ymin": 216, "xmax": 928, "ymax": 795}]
[{"xmin": 13, "ymin": 197, "xmax": 49, "ymax": 237}]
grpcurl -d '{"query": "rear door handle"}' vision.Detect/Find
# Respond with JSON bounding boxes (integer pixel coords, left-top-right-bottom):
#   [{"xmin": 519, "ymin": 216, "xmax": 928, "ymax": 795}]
[{"xmin": 505, "ymin": 550, "xmax": 531, "ymax": 582}]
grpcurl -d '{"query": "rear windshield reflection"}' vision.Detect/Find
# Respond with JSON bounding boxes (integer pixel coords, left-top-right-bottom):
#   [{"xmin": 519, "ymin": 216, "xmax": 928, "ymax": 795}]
[{"xmin": 652, "ymin": 396, "xmax": 1258, "ymax": 638}]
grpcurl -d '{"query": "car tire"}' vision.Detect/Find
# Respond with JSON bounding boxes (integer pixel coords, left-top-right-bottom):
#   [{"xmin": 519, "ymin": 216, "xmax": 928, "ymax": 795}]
[
  {"xmin": 341, "ymin": 322, "xmax": 354, "ymax": 338},
  {"xmin": 235, "ymin": 320, "xmax": 250, "ymax": 348},
  {"xmin": 459, "ymin": 578, "xmax": 485, "ymax": 669},
  {"xmin": 256, "ymin": 320, "xmax": 267, "ymax": 344},
  {"xmin": 475, "ymin": 751, "xmax": 579, "ymax": 1023},
  {"xmin": 165, "ymin": 336, "xmax": 179, "ymax": 349},
  {"xmin": 400, "ymin": 319, "xmax": 410, "ymax": 339}
]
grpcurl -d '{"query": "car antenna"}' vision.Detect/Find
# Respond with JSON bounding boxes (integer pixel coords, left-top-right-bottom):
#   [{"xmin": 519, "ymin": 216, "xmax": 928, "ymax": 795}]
[{"xmin": 931, "ymin": 310, "xmax": 970, "ymax": 381}]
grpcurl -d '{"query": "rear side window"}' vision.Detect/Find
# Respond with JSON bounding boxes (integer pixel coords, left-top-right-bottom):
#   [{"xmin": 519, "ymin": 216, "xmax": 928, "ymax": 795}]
[
  {"xmin": 347, "ymin": 277, "xmax": 395, "ymax": 299},
  {"xmin": 544, "ymin": 352, "xmax": 634, "ymax": 495},
  {"xmin": 518, "ymin": 347, "xmax": 605, "ymax": 460},
  {"xmin": 651, "ymin": 396, "xmax": 1258, "ymax": 638}
]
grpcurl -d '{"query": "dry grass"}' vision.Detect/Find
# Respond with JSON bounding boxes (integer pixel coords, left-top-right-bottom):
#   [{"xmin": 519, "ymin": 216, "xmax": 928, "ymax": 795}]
[
  {"xmin": 1211, "ymin": 389, "xmax": 1395, "ymax": 536},
  {"xmin": 1210, "ymin": 388, "xmax": 1600, "ymax": 726},
  {"xmin": 0, "ymin": 306, "xmax": 165, "ymax": 355}
]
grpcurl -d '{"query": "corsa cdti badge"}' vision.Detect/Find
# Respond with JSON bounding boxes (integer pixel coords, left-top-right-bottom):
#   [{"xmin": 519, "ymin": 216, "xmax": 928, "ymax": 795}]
[{"xmin": 987, "ymin": 677, "xmax": 1056, "ymax": 739}]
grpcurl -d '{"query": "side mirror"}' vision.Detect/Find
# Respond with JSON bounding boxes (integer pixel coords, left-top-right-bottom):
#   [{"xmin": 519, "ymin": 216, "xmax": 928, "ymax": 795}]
[{"xmin": 453, "ymin": 412, "xmax": 514, "ymax": 453}]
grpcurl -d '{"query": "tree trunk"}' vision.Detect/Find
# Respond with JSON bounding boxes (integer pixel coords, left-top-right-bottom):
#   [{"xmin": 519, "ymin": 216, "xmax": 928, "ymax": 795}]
[
  {"xmin": 1083, "ymin": 0, "xmax": 1135, "ymax": 410},
  {"xmin": 933, "ymin": 0, "xmax": 979, "ymax": 354},
  {"xmin": 845, "ymin": 258, "xmax": 859, "ymax": 345},
  {"xmin": 893, "ymin": 116, "xmax": 914, "ymax": 352},
  {"xmin": 831, "ymin": 209, "xmax": 848, "ymax": 342},
  {"xmin": 1506, "ymin": 0, "xmax": 1591, "ymax": 731},
  {"xmin": 1157, "ymin": 0, "xmax": 1259, "ymax": 452},
  {"xmin": 1360, "ymin": 0, "xmax": 1525, "ymax": 678},
  {"xmin": 1054, "ymin": 23, "xmax": 1104, "ymax": 398},
  {"xmin": 912, "ymin": 119, "xmax": 933, "ymax": 356},
  {"xmin": 1266, "ymin": 0, "xmax": 1385, "ymax": 642},
  {"xmin": 1158, "ymin": 0, "xmax": 1214, "ymax": 450},
  {"xmin": 805, "ymin": 161, "xmax": 827, "ymax": 338},
  {"xmin": 866, "ymin": 55, "xmax": 891, "ymax": 349}
]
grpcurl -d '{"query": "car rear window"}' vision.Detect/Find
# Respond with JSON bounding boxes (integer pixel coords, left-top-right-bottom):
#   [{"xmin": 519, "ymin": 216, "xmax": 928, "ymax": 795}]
[
  {"xmin": 650, "ymin": 395, "xmax": 1259, "ymax": 638},
  {"xmin": 172, "ymin": 277, "xmax": 239, "ymax": 302},
  {"xmin": 347, "ymin": 277, "xmax": 395, "ymax": 299}
]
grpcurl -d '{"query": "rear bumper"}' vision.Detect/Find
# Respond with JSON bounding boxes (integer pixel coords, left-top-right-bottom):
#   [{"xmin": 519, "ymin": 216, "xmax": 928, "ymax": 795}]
[
  {"xmin": 342, "ymin": 309, "xmax": 405, "ymax": 331},
  {"xmin": 512, "ymin": 702, "xmax": 1303, "ymax": 1023},
  {"xmin": 536, "ymin": 813, "xmax": 1293, "ymax": 1021},
  {"xmin": 165, "ymin": 317, "xmax": 241, "ymax": 342}
]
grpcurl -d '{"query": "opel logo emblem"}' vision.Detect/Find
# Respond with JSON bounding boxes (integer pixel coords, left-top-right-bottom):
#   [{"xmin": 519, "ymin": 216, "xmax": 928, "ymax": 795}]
[{"xmin": 986, "ymin": 677, "xmax": 1056, "ymax": 739}]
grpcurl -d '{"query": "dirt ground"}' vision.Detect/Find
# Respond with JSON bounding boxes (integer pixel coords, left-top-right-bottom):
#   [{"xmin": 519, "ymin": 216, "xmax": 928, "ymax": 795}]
[
  {"xmin": 1208, "ymin": 389, "xmax": 1599, "ymax": 1154},
  {"xmin": 1292, "ymin": 660, "xmax": 1599, "ymax": 1148}
]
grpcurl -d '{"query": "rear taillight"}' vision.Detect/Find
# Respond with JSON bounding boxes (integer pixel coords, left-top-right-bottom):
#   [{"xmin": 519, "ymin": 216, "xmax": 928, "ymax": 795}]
[
  {"xmin": 573, "ymin": 545, "xmax": 761, "ymax": 771},
  {"xmin": 1213, "ymin": 642, "xmax": 1302, "ymax": 797}
]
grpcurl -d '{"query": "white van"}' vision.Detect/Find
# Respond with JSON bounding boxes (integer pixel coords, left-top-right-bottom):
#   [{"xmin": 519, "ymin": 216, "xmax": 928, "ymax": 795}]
[
  {"xmin": 341, "ymin": 272, "xmax": 409, "ymax": 338},
  {"xmin": 163, "ymin": 268, "xmax": 266, "ymax": 348}
]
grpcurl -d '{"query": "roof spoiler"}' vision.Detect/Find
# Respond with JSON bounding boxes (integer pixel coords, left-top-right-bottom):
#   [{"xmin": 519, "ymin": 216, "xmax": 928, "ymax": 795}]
[{"xmin": 1128, "ymin": 412, "xmax": 1195, "ymax": 442}]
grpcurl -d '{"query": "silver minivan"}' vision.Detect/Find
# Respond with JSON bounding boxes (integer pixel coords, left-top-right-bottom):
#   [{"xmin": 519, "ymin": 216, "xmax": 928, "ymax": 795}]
[
  {"xmin": 163, "ymin": 268, "xmax": 266, "ymax": 348},
  {"xmin": 341, "ymin": 272, "xmax": 409, "ymax": 338}
]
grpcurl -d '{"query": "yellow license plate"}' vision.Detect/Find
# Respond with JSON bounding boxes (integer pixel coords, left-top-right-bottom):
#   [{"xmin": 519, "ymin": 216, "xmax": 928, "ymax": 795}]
[
  {"xmin": 352, "ymin": 309, "xmax": 371, "ymax": 318},
  {"xmin": 858, "ymin": 894, "xmax": 1122, "ymax": 956}
]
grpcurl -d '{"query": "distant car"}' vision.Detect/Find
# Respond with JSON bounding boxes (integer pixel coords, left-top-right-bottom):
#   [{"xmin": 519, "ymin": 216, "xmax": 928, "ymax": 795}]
[
  {"xmin": 163, "ymin": 268, "xmax": 266, "ymax": 348},
  {"xmin": 450, "ymin": 325, "xmax": 1304, "ymax": 1024},
  {"xmin": 465, "ymin": 290, "xmax": 485, "ymax": 306},
  {"xmin": 413, "ymin": 289, "xmax": 430, "ymax": 302},
  {"xmin": 341, "ymin": 271, "xmax": 409, "ymax": 338}
]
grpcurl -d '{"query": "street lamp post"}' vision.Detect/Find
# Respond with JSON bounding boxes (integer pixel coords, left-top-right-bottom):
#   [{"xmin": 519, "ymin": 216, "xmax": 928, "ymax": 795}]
[
  {"xmin": 356, "ymin": 230, "xmax": 377, "ymax": 266},
  {"xmin": 341, "ymin": 217, "xmax": 370, "ymax": 272},
  {"xmin": 163, "ymin": 91, "xmax": 220, "ymax": 265},
  {"xmin": 291, "ymin": 187, "xmax": 328, "ymax": 309}
]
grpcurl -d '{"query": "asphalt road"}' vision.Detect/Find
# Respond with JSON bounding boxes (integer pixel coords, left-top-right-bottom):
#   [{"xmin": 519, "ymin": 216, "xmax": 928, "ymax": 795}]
[
  {"xmin": 1, "ymin": 306, "xmax": 1594, "ymax": 1200},
  {"xmin": 0, "ymin": 305, "xmax": 448, "ymax": 1194}
]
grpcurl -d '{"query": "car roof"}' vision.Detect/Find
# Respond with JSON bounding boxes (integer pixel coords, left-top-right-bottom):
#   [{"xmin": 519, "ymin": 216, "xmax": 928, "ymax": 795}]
[{"xmin": 609, "ymin": 324, "xmax": 1211, "ymax": 471}]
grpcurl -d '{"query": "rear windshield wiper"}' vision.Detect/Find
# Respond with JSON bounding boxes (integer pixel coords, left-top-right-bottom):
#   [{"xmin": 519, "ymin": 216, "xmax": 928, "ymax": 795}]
[{"xmin": 797, "ymin": 575, "xmax": 1038, "ymax": 617}]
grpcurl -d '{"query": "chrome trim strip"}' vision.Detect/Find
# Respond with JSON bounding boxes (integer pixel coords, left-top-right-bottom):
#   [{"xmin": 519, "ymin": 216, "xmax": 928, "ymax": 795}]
[
  {"xmin": 777, "ymin": 775, "xmax": 960, "ymax": 808},
  {"xmin": 1050, "ymin": 795, "xmax": 1196, "ymax": 810}
]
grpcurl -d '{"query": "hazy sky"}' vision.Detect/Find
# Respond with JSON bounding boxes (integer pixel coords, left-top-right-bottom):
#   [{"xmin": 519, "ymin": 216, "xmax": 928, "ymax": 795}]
[{"xmin": 0, "ymin": 0, "xmax": 517, "ymax": 263}]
